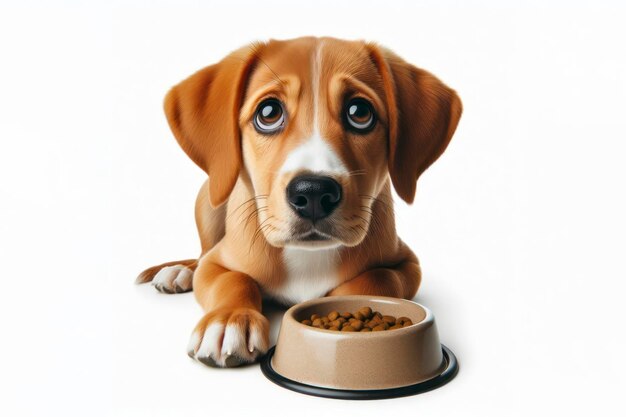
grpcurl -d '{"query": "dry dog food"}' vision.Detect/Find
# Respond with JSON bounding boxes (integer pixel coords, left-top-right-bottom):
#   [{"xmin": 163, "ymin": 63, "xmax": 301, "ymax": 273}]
[{"xmin": 300, "ymin": 307, "xmax": 413, "ymax": 332}]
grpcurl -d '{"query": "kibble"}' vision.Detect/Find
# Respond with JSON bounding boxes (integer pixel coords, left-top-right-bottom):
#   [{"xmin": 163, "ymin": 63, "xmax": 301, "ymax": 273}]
[{"xmin": 301, "ymin": 307, "xmax": 413, "ymax": 332}]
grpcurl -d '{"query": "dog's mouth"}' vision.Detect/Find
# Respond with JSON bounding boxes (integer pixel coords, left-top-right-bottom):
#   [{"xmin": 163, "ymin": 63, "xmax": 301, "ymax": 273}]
[
  {"xmin": 296, "ymin": 230, "xmax": 331, "ymax": 242},
  {"xmin": 286, "ymin": 227, "xmax": 340, "ymax": 249}
]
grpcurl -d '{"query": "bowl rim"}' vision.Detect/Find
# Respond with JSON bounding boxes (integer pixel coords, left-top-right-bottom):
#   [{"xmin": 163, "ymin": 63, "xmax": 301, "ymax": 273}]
[{"xmin": 283, "ymin": 295, "xmax": 434, "ymax": 337}]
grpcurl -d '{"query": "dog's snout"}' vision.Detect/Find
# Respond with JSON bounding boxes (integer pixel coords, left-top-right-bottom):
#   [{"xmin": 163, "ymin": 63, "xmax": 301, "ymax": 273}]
[{"xmin": 286, "ymin": 175, "xmax": 342, "ymax": 221}]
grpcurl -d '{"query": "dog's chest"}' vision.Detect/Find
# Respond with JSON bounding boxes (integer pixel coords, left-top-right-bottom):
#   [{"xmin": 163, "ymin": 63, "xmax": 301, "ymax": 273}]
[{"xmin": 266, "ymin": 247, "xmax": 340, "ymax": 306}]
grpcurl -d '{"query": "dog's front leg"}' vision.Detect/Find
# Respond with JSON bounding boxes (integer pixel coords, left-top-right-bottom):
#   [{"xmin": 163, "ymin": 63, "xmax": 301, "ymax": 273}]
[
  {"xmin": 186, "ymin": 260, "xmax": 269, "ymax": 368},
  {"xmin": 328, "ymin": 254, "xmax": 421, "ymax": 300}
]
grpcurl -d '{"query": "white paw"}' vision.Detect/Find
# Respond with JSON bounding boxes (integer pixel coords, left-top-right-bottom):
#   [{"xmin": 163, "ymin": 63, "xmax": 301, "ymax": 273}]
[
  {"xmin": 187, "ymin": 308, "xmax": 269, "ymax": 368},
  {"xmin": 152, "ymin": 265, "xmax": 193, "ymax": 293}
]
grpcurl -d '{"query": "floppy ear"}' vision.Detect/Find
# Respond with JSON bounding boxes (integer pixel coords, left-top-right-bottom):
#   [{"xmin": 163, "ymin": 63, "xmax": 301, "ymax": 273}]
[
  {"xmin": 368, "ymin": 45, "xmax": 463, "ymax": 204},
  {"xmin": 164, "ymin": 44, "xmax": 261, "ymax": 207}
]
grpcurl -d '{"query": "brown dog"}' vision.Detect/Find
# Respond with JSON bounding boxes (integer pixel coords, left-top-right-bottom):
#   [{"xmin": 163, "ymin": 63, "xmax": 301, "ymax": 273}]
[{"xmin": 137, "ymin": 37, "xmax": 462, "ymax": 367}]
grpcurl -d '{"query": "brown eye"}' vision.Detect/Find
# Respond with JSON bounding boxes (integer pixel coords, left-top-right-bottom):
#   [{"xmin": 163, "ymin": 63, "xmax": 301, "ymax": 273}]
[
  {"xmin": 254, "ymin": 99, "xmax": 285, "ymax": 133},
  {"xmin": 345, "ymin": 98, "xmax": 375, "ymax": 132}
]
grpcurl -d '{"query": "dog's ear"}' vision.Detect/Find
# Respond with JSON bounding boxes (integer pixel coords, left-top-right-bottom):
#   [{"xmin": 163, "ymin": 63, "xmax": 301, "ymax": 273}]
[
  {"xmin": 368, "ymin": 44, "xmax": 463, "ymax": 204},
  {"xmin": 164, "ymin": 45, "xmax": 261, "ymax": 207}
]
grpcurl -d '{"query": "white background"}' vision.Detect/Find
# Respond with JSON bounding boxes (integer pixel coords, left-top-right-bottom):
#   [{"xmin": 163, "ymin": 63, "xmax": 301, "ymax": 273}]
[{"xmin": 1, "ymin": 1, "xmax": 625, "ymax": 416}]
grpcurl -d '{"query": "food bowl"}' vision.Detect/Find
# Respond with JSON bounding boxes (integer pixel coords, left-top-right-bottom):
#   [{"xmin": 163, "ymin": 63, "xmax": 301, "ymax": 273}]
[{"xmin": 260, "ymin": 295, "xmax": 458, "ymax": 400}]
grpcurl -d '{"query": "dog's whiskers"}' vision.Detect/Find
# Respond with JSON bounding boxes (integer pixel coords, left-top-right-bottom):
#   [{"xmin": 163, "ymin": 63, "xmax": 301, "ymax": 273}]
[
  {"xmin": 226, "ymin": 195, "xmax": 268, "ymax": 222},
  {"xmin": 239, "ymin": 205, "xmax": 268, "ymax": 231},
  {"xmin": 357, "ymin": 207, "xmax": 386, "ymax": 263},
  {"xmin": 346, "ymin": 169, "xmax": 367, "ymax": 177},
  {"xmin": 249, "ymin": 216, "xmax": 276, "ymax": 254},
  {"xmin": 359, "ymin": 194, "xmax": 395, "ymax": 214}
]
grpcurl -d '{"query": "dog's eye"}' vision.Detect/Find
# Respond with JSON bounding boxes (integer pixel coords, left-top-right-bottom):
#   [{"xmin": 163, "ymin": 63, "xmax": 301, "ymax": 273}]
[
  {"xmin": 254, "ymin": 99, "xmax": 285, "ymax": 134},
  {"xmin": 345, "ymin": 98, "xmax": 375, "ymax": 132}
]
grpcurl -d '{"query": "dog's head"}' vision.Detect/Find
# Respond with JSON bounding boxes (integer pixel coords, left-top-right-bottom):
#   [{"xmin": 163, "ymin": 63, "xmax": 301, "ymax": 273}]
[{"xmin": 164, "ymin": 37, "xmax": 462, "ymax": 250}]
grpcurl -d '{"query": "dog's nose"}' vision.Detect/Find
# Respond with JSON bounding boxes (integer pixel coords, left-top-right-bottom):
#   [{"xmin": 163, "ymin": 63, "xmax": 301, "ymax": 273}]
[{"xmin": 286, "ymin": 175, "xmax": 342, "ymax": 221}]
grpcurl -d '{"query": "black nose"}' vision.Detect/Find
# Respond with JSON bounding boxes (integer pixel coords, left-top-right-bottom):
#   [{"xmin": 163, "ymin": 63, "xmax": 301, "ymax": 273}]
[{"xmin": 286, "ymin": 175, "xmax": 342, "ymax": 221}]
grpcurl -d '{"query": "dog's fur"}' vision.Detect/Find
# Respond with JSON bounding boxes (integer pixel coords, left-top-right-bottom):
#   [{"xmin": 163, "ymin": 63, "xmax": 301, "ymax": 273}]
[{"xmin": 137, "ymin": 37, "xmax": 462, "ymax": 367}]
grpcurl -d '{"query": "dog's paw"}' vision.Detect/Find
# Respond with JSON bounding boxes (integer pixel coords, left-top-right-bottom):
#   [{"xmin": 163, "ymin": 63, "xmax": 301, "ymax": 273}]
[
  {"xmin": 152, "ymin": 265, "xmax": 193, "ymax": 293},
  {"xmin": 187, "ymin": 308, "xmax": 269, "ymax": 368}
]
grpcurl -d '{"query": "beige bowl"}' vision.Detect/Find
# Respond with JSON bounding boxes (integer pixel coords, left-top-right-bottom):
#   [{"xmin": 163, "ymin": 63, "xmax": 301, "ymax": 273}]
[{"xmin": 261, "ymin": 295, "xmax": 457, "ymax": 399}]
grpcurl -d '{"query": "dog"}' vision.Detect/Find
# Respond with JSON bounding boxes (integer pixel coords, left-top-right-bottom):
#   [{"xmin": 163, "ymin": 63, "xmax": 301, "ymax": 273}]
[{"xmin": 136, "ymin": 37, "xmax": 462, "ymax": 368}]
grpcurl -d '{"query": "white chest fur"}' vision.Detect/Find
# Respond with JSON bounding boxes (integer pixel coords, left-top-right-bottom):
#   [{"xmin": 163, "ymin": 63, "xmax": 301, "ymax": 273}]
[{"xmin": 266, "ymin": 247, "xmax": 340, "ymax": 306}]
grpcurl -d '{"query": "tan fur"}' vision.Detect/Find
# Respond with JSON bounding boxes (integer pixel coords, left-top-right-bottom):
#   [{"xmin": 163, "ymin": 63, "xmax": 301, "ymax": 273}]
[{"xmin": 138, "ymin": 37, "xmax": 462, "ymax": 367}]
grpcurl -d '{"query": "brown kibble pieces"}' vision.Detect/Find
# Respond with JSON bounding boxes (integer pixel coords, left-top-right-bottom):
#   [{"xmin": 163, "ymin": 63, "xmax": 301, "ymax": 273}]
[
  {"xmin": 301, "ymin": 307, "xmax": 412, "ymax": 332},
  {"xmin": 330, "ymin": 319, "xmax": 343, "ymax": 328},
  {"xmin": 358, "ymin": 307, "xmax": 372, "ymax": 319},
  {"xmin": 369, "ymin": 316, "xmax": 382, "ymax": 326}
]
